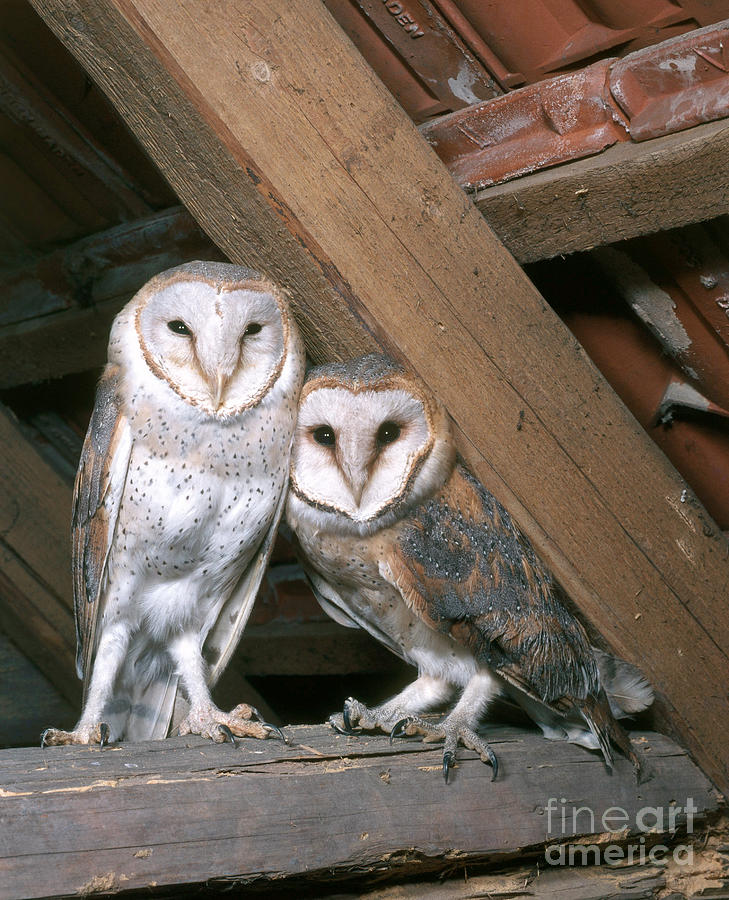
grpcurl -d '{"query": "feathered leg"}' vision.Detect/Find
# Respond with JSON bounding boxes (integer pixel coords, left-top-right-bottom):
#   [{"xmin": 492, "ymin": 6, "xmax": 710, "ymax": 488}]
[
  {"xmin": 169, "ymin": 632, "xmax": 283, "ymax": 743},
  {"xmin": 42, "ymin": 621, "xmax": 131, "ymax": 747}
]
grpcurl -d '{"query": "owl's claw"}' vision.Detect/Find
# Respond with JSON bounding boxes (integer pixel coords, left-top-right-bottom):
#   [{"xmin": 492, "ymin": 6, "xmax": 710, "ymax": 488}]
[
  {"xmin": 99, "ymin": 723, "xmax": 110, "ymax": 750},
  {"xmin": 262, "ymin": 722, "xmax": 288, "ymax": 744},
  {"xmin": 40, "ymin": 728, "xmax": 52, "ymax": 749},
  {"xmin": 443, "ymin": 750, "xmax": 455, "ymax": 782},
  {"xmin": 389, "ymin": 718, "xmax": 411, "ymax": 743},
  {"xmin": 485, "ymin": 744, "xmax": 498, "ymax": 781},
  {"xmin": 329, "ymin": 717, "xmax": 355, "ymax": 736},
  {"xmin": 342, "ymin": 698, "xmax": 355, "ymax": 733},
  {"xmin": 218, "ymin": 723, "xmax": 237, "ymax": 746}
]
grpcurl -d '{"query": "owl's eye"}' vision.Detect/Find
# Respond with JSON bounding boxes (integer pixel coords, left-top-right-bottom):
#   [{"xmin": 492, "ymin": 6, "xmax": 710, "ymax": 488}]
[
  {"xmin": 377, "ymin": 421, "xmax": 401, "ymax": 445},
  {"xmin": 167, "ymin": 320, "xmax": 192, "ymax": 336},
  {"xmin": 244, "ymin": 322, "xmax": 262, "ymax": 336},
  {"xmin": 312, "ymin": 425, "xmax": 336, "ymax": 447}
]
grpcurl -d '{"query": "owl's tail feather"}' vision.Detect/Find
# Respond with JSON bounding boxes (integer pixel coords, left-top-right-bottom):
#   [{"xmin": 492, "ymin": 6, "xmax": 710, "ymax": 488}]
[
  {"xmin": 580, "ymin": 691, "xmax": 641, "ymax": 774},
  {"xmin": 106, "ymin": 669, "xmax": 180, "ymax": 742},
  {"xmin": 593, "ymin": 648, "xmax": 654, "ymax": 718}
]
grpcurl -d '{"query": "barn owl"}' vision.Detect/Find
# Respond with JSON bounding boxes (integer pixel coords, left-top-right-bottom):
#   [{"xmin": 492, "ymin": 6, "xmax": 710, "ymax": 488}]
[
  {"xmin": 42, "ymin": 261, "xmax": 305, "ymax": 747},
  {"xmin": 286, "ymin": 355, "xmax": 652, "ymax": 780}
]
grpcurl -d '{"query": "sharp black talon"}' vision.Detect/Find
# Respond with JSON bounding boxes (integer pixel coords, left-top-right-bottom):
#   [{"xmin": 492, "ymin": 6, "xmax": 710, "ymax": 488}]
[
  {"xmin": 263, "ymin": 723, "xmax": 288, "ymax": 744},
  {"xmin": 99, "ymin": 723, "xmax": 110, "ymax": 750},
  {"xmin": 389, "ymin": 718, "xmax": 411, "ymax": 744},
  {"xmin": 330, "ymin": 718, "xmax": 354, "ymax": 736},
  {"xmin": 218, "ymin": 724, "xmax": 237, "ymax": 747},
  {"xmin": 342, "ymin": 702, "xmax": 353, "ymax": 733},
  {"xmin": 249, "ymin": 706, "xmax": 262, "ymax": 722},
  {"xmin": 486, "ymin": 746, "xmax": 498, "ymax": 781},
  {"xmin": 40, "ymin": 728, "xmax": 51, "ymax": 749},
  {"xmin": 443, "ymin": 750, "xmax": 455, "ymax": 783}
]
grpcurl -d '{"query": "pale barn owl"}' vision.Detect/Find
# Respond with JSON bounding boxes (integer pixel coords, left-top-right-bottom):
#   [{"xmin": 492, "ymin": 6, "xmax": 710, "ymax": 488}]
[
  {"xmin": 286, "ymin": 355, "xmax": 652, "ymax": 780},
  {"xmin": 42, "ymin": 261, "xmax": 305, "ymax": 747}
]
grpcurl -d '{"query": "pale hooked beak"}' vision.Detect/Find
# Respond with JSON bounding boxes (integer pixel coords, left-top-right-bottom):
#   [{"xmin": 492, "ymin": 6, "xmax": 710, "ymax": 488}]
[
  {"xmin": 339, "ymin": 457, "xmax": 368, "ymax": 507},
  {"xmin": 212, "ymin": 369, "xmax": 230, "ymax": 410}
]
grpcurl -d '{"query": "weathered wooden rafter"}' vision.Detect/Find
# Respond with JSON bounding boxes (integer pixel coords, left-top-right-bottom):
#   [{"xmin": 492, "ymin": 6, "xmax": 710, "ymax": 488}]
[
  {"xmin": 475, "ymin": 118, "xmax": 729, "ymax": 264},
  {"xmin": 0, "ymin": 725, "xmax": 719, "ymax": 899},
  {"xmin": 0, "ymin": 207, "xmax": 220, "ymax": 387},
  {"xmin": 4, "ymin": 120, "xmax": 728, "ymax": 389},
  {"xmin": 26, "ymin": 0, "xmax": 729, "ymax": 795}
]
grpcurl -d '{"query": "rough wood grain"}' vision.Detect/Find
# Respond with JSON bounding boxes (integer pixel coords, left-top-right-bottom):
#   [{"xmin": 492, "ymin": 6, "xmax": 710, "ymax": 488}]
[
  {"xmin": 0, "ymin": 630, "xmax": 76, "ymax": 746},
  {"xmin": 474, "ymin": 118, "xmax": 729, "ymax": 264},
  {"xmin": 0, "ymin": 403, "xmax": 78, "ymax": 704},
  {"xmin": 0, "ymin": 725, "xmax": 719, "ymax": 899},
  {"xmin": 27, "ymin": 0, "xmax": 729, "ymax": 794}
]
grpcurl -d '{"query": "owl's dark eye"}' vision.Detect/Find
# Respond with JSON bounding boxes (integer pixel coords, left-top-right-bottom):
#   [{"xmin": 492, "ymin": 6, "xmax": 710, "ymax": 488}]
[
  {"xmin": 244, "ymin": 322, "xmax": 262, "ymax": 336},
  {"xmin": 377, "ymin": 421, "xmax": 401, "ymax": 445},
  {"xmin": 167, "ymin": 320, "xmax": 192, "ymax": 336},
  {"xmin": 312, "ymin": 425, "xmax": 336, "ymax": 447}
]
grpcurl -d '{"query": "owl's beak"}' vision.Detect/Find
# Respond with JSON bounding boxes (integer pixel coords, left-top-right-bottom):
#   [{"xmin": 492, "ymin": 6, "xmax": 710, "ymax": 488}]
[
  {"xmin": 212, "ymin": 369, "xmax": 230, "ymax": 410},
  {"xmin": 338, "ymin": 457, "xmax": 368, "ymax": 507}
]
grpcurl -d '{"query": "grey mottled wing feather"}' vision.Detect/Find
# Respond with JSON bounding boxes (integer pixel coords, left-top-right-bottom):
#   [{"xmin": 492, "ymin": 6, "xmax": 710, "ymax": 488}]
[
  {"xmin": 72, "ymin": 364, "xmax": 132, "ymax": 690},
  {"xmin": 382, "ymin": 462, "xmax": 599, "ymax": 706},
  {"xmin": 381, "ymin": 462, "xmax": 638, "ymax": 766}
]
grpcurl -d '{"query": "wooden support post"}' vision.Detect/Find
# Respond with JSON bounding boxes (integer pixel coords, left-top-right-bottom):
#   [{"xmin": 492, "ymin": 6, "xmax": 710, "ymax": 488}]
[
  {"xmin": 28, "ymin": 0, "xmax": 729, "ymax": 794},
  {"xmin": 0, "ymin": 726, "xmax": 720, "ymax": 899}
]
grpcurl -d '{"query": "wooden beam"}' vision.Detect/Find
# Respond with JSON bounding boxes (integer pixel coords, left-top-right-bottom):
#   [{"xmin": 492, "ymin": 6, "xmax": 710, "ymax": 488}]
[
  {"xmin": 0, "ymin": 38, "xmax": 151, "ymax": 237},
  {"xmin": 28, "ymin": 0, "xmax": 729, "ymax": 794},
  {"xmin": 0, "ymin": 404, "xmax": 78, "ymax": 706},
  {"xmin": 473, "ymin": 118, "xmax": 729, "ymax": 264},
  {"xmin": 0, "ymin": 207, "xmax": 220, "ymax": 387},
  {"xmin": 0, "ymin": 725, "xmax": 718, "ymax": 899}
]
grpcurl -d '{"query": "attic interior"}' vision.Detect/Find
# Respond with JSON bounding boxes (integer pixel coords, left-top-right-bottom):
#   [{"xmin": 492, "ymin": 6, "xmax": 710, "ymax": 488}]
[{"xmin": 1, "ymin": 0, "xmax": 729, "ymax": 896}]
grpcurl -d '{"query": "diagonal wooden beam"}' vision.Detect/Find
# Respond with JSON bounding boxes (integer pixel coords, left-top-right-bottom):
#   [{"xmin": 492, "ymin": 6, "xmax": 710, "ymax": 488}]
[{"xmin": 29, "ymin": 0, "xmax": 729, "ymax": 793}]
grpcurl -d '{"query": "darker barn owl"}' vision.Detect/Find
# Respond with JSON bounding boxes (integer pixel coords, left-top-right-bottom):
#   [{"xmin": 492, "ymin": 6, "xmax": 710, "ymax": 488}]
[
  {"xmin": 286, "ymin": 354, "xmax": 652, "ymax": 780},
  {"xmin": 42, "ymin": 261, "xmax": 305, "ymax": 746}
]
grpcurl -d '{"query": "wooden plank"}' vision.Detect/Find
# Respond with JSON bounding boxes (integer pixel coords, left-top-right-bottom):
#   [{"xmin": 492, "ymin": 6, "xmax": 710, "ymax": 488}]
[
  {"xmin": 0, "ymin": 725, "xmax": 719, "ymax": 899},
  {"xmin": 473, "ymin": 118, "xmax": 729, "ymax": 264},
  {"xmin": 27, "ymin": 0, "xmax": 729, "ymax": 795},
  {"xmin": 0, "ymin": 403, "xmax": 78, "ymax": 704},
  {"xmin": 329, "ymin": 841, "xmax": 729, "ymax": 899},
  {"xmin": 0, "ymin": 206, "xmax": 221, "ymax": 387}
]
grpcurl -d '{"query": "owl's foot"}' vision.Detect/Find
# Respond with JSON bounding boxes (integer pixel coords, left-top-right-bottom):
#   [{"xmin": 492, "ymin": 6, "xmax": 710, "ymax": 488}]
[
  {"xmin": 41, "ymin": 722, "xmax": 110, "ymax": 749},
  {"xmin": 177, "ymin": 703, "xmax": 286, "ymax": 744},
  {"xmin": 329, "ymin": 696, "xmax": 416, "ymax": 737},
  {"xmin": 390, "ymin": 715, "xmax": 498, "ymax": 783}
]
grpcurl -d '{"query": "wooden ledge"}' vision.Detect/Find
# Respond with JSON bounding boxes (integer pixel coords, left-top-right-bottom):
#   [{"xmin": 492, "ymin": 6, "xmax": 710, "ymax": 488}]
[
  {"xmin": 475, "ymin": 117, "xmax": 729, "ymax": 264},
  {"xmin": 0, "ymin": 725, "xmax": 719, "ymax": 898}
]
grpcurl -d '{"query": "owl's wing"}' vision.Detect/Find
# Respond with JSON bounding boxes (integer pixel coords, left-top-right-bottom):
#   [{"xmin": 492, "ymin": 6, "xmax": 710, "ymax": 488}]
[
  {"xmin": 379, "ymin": 463, "xmax": 635, "ymax": 764},
  {"xmin": 302, "ymin": 564, "xmax": 413, "ymax": 662},
  {"xmin": 72, "ymin": 365, "xmax": 132, "ymax": 688}
]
